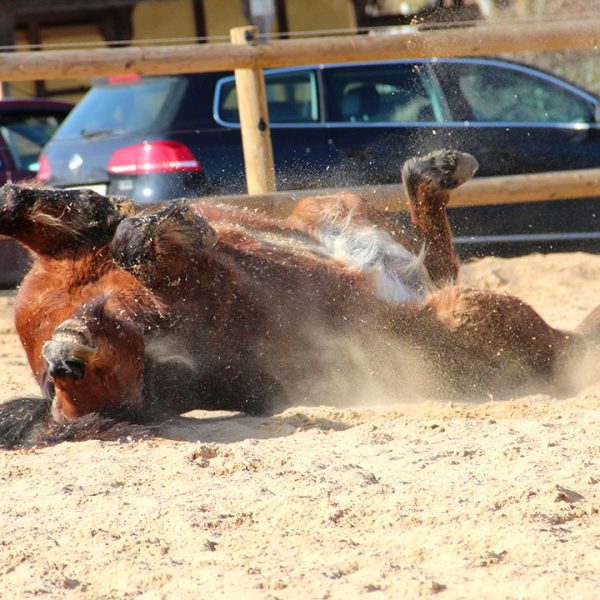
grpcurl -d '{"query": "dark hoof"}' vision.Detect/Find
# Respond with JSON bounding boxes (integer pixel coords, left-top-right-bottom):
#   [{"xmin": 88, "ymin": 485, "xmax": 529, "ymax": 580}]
[
  {"xmin": 402, "ymin": 149, "xmax": 479, "ymax": 194},
  {"xmin": 111, "ymin": 199, "xmax": 217, "ymax": 276}
]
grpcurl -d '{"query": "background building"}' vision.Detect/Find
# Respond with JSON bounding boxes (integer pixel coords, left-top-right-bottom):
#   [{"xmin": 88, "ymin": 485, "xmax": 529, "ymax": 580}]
[
  {"xmin": 2, "ymin": 1, "xmax": 596, "ymax": 100},
  {"xmin": 5, "ymin": 0, "xmax": 357, "ymax": 99}
]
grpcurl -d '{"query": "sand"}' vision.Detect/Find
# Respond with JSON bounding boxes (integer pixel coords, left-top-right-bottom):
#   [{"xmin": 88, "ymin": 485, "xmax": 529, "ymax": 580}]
[{"xmin": 1, "ymin": 252, "xmax": 600, "ymax": 599}]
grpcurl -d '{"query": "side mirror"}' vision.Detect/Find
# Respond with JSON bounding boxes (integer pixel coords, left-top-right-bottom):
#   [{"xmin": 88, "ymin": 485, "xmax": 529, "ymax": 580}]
[{"xmin": 594, "ymin": 102, "xmax": 600, "ymax": 123}]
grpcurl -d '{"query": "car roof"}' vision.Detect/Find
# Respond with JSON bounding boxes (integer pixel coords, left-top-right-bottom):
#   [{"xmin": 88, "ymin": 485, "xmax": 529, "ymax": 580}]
[
  {"xmin": 93, "ymin": 56, "xmax": 595, "ymax": 93},
  {"xmin": 172, "ymin": 56, "xmax": 598, "ymax": 99},
  {"xmin": 0, "ymin": 98, "xmax": 74, "ymax": 111}
]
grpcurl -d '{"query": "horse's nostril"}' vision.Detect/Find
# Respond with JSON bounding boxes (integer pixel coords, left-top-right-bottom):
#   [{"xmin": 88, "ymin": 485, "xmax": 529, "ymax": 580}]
[
  {"xmin": 66, "ymin": 360, "xmax": 86, "ymax": 380},
  {"xmin": 48, "ymin": 359, "xmax": 86, "ymax": 381}
]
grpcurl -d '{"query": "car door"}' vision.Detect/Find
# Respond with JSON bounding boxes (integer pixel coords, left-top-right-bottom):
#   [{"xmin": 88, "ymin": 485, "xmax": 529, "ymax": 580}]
[
  {"xmin": 321, "ymin": 61, "xmax": 454, "ymax": 187},
  {"xmin": 431, "ymin": 58, "xmax": 600, "ymax": 175},
  {"xmin": 213, "ymin": 68, "xmax": 336, "ymax": 191},
  {"xmin": 430, "ymin": 59, "xmax": 600, "ymax": 247}
]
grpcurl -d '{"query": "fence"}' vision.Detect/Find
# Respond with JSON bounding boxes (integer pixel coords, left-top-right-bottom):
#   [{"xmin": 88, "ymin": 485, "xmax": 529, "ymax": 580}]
[
  {"xmin": 1, "ymin": 19, "xmax": 600, "ymax": 81},
  {"xmin": 203, "ymin": 168, "xmax": 600, "ymax": 217},
  {"xmin": 1, "ymin": 17, "xmax": 600, "ymax": 208}
]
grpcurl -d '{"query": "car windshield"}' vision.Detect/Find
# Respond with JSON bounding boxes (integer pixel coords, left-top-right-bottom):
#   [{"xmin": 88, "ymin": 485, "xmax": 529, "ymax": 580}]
[
  {"xmin": 54, "ymin": 77, "xmax": 185, "ymax": 140},
  {"xmin": 0, "ymin": 112, "xmax": 65, "ymax": 172}
]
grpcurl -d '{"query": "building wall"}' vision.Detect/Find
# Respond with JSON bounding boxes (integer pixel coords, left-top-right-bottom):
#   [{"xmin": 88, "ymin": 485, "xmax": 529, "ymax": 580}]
[
  {"xmin": 203, "ymin": 0, "xmax": 248, "ymax": 36},
  {"xmin": 12, "ymin": 0, "xmax": 357, "ymax": 100},
  {"xmin": 286, "ymin": 0, "xmax": 355, "ymax": 32},
  {"xmin": 13, "ymin": 24, "xmax": 104, "ymax": 100},
  {"xmin": 203, "ymin": 0, "xmax": 355, "ymax": 37},
  {"xmin": 134, "ymin": 0, "xmax": 197, "ymax": 40}
]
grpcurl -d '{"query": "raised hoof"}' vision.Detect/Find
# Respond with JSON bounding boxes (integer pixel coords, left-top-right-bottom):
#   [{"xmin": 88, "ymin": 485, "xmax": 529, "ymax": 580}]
[
  {"xmin": 111, "ymin": 198, "xmax": 217, "ymax": 275},
  {"xmin": 402, "ymin": 149, "xmax": 479, "ymax": 195},
  {"xmin": 42, "ymin": 319, "xmax": 96, "ymax": 382},
  {"xmin": 0, "ymin": 183, "xmax": 135, "ymax": 249}
]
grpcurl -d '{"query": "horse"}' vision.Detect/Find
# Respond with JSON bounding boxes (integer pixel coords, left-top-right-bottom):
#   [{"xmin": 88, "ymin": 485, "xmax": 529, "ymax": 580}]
[{"xmin": 0, "ymin": 150, "xmax": 595, "ymax": 447}]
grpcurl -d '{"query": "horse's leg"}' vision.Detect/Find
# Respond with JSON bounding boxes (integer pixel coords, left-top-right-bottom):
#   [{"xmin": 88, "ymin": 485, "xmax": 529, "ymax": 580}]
[
  {"xmin": 402, "ymin": 150, "xmax": 478, "ymax": 286},
  {"xmin": 289, "ymin": 191, "xmax": 420, "ymax": 254},
  {"xmin": 575, "ymin": 304, "xmax": 600, "ymax": 341},
  {"xmin": 145, "ymin": 360, "xmax": 288, "ymax": 416},
  {"xmin": 0, "ymin": 183, "xmax": 134, "ymax": 257},
  {"xmin": 111, "ymin": 199, "xmax": 217, "ymax": 288},
  {"xmin": 289, "ymin": 192, "xmax": 436, "ymax": 302},
  {"xmin": 386, "ymin": 286, "xmax": 583, "ymax": 397}
]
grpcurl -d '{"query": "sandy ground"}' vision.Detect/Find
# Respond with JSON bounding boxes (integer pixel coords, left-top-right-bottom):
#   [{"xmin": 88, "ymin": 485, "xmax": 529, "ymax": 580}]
[{"xmin": 1, "ymin": 252, "xmax": 600, "ymax": 599}]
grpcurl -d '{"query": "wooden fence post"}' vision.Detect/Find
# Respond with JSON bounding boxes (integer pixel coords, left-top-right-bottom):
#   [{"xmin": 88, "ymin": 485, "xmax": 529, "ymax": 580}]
[{"xmin": 230, "ymin": 25, "xmax": 276, "ymax": 195}]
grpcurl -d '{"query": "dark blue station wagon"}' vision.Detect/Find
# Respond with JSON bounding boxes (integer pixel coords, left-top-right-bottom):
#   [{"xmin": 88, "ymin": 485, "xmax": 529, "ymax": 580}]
[{"xmin": 39, "ymin": 57, "xmax": 600, "ymax": 255}]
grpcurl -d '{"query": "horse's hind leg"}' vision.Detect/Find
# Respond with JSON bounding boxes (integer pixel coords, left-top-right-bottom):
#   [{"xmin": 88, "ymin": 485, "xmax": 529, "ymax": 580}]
[
  {"xmin": 402, "ymin": 150, "xmax": 478, "ymax": 286},
  {"xmin": 0, "ymin": 183, "xmax": 134, "ymax": 257},
  {"xmin": 422, "ymin": 286, "xmax": 584, "ymax": 395}
]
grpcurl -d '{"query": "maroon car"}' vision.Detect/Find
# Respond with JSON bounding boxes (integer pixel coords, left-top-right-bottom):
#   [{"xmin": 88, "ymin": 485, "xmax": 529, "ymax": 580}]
[{"xmin": 0, "ymin": 98, "xmax": 73, "ymax": 287}]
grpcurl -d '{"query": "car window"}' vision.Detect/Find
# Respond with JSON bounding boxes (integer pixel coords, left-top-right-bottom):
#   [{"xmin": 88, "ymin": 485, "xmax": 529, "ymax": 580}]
[
  {"xmin": 436, "ymin": 62, "xmax": 595, "ymax": 123},
  {"xmin": 0, "ymin": 112, "xmax": 65, "ymax": 172},
  {"xmin": 55, "ymin": 77, "xmax": 185, "ymax": 140},
  {"xmin": 216, "ymin": 70, "xmax": 319, "ymax": 124},
  {"xmin": 324, "ymin": 63, "xmax": 443, "ymax": 123}
]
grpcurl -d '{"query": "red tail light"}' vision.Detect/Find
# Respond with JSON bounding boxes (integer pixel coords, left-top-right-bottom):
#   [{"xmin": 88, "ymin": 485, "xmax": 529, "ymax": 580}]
[
  {"xmin": 36, "ymin": 153, "xmax": 51, "ymax": 182},
  {"xmin": 107, "ymin": 74, "xmax": 141, "ymax": 84},
  {"xmin": 107, "ymin": 141, "xmax": 201, "ymax": 175}
]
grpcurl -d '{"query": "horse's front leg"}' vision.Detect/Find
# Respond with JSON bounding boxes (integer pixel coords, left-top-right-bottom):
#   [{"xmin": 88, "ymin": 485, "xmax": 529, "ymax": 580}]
[{"xmin": 0, "ymin": 183, "xmax": 134, "ymax": 258}]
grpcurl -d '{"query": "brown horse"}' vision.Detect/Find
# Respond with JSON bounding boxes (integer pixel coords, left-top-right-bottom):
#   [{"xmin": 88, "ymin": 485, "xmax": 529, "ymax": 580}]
[{"xmin": 0, "ymin": 150, "xmax": 595, "ymax": 447}]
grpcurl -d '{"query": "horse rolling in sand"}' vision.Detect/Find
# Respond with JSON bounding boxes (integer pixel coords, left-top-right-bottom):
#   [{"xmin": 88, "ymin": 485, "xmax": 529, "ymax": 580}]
[{"xmin": 0, "ymin": 149, "xmax": 597, "ymax": 448}]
